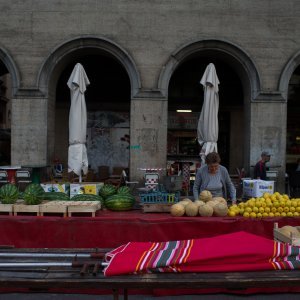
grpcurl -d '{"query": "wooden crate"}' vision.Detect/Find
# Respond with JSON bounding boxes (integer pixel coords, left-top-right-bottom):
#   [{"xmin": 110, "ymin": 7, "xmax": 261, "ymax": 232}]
[
  {"xmin": 142, "ymin": 203, "xmax": 173, "ymax": 213},
  {"xmin": 67, "ymin": 201, "xmax": 101, "ymax": 217},
  {"xmin": 39, "ymin": 201, "xmax": 68, "ymax": 217},
  {"xmin": 273, "ymin": 222, "xmax": 300, "ymax": 246},
  {"xmin": 0, "ymin": 203, "xmax": 14, "ymax": 215},
  {"xmin": 13, "ymin": 202, "xmax": 40, "ymax": 216}
]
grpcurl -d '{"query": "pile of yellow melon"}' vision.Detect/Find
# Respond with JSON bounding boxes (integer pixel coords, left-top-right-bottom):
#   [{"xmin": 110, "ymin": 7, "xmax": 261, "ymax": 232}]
[
  {"xmin": 228, "ymin": 192, "xmax": 300, "ymax": 218},
  {"xmin": 170, "ymin": 190, "xmax": 228, "ymax": 217}
]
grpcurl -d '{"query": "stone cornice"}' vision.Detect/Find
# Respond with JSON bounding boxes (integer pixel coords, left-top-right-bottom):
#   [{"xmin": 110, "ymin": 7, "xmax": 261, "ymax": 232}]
[
  {"xmin": 14, "ymin": 88, "xmax": 45, "ymax": 99},
  {"xmin": 132, "ymin": 89, "xmax": 167, "ymax": 101},
  {"xmin": 253, "ymin": 91, "xmax": 286, "ymax": 103}
]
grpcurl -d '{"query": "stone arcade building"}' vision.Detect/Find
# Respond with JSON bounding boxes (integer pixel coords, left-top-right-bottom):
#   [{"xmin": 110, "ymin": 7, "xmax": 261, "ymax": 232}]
[{"xmin": 1, "ymin": 1, "xmax": 300, "ymax": 192}]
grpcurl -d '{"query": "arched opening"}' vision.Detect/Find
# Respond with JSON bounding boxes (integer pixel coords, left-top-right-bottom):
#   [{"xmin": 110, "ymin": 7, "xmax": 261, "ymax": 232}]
[
  {"xmin": 54, "ymin": 52, "xmax": 131, "ymax": 174},
  {"xmin": 38, "ymin": 37, "xmax": 140, "ymax": 179},
  {"xmin": 160, "ymin": 40, "xmax": 259, "ymax": 181},
  {"xmin": 0, "ymin": 50, "xmax": 19, "ymax": 165},
  {"xmin": 168, "ymin": 57, "xmax": 243, "ymax": 170},
  {"xmin": 286, "ymin": 66, "xmax": 300, "ymax": 175},
  {"xmin": 0, "ymin": 61, "xmax": 11, "ymax": 165}
]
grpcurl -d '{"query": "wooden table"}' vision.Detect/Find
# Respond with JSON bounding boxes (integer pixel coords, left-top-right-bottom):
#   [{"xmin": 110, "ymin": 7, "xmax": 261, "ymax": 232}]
[
  {"xmin": 0, "ymin": 248, "xmax": 300, "ymax": 299},
  {"xmin": 0, "ymin": 165, "xmax": 21, "ymax": 184}
]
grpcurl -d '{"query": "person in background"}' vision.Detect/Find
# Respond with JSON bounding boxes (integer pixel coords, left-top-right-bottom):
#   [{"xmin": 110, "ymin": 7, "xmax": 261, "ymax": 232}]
[
  {"xmin": 193, "ymin": 152, "xmax": 236, "ymax": 204},
  {"xmin": 253, "ymin": 151, "xmax": 271, "ymax": 180}
]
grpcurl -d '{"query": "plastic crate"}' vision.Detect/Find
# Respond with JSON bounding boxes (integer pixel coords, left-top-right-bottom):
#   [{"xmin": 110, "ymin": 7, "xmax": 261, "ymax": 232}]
[{"xmin": 139, "ymin": 191, "xmax": 180, "ymax": 204}]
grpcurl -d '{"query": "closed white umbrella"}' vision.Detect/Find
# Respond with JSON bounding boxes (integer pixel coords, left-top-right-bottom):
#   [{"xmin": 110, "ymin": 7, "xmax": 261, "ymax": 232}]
[
  {"xmin": 67, "ymin": 63, "xmax": 90, "ymax": 182},
  {"xmin": 197, "ymin": 63, "xmax": 220, "ymax": 165}
]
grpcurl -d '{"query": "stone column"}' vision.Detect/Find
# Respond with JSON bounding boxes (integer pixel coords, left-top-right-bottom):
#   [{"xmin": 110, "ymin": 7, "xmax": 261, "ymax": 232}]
[
  {"xmin": 11, "ymin": 90, "xmax": 49, "ymax": 165},
  {"xmin": 130, "ymin": 91, "xmax": 168, "ymax": 182},
  {"xmin": 250, "ymin": 93, "xmax": 287, "ymax": 193}
]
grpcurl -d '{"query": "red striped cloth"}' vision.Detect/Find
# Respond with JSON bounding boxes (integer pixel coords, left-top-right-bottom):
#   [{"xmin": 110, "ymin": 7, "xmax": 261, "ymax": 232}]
[{"xmin": 104, "ymin": 231, "xmax": 300, "ymax": 276}]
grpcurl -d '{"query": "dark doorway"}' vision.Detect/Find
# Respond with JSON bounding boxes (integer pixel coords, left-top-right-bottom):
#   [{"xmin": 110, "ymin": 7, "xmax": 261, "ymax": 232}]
[
  {"xmin": 168, "ymin": 56, "xmax": 243, "ymax": 170},
  {"xmin": 286, "ymin": 66, "xmax": 300, "ymax": 175},
  {"xmin": 0, "ymin": 61, "xmax": 11, "ymax": 165}
]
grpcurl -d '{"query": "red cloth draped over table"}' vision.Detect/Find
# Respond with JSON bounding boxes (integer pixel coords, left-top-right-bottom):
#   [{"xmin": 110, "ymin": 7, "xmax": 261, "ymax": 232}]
[{"xmin": 104, "ymin": 231, "xmax": 300, "ymax": 276}]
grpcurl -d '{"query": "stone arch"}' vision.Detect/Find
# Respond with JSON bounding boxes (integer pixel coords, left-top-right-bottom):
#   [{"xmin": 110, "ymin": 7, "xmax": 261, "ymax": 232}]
[
  {"xmin": 158, "ymin": 39, "xmax": 261, "ymax": 175},
  {"xmin": 0, "ymin": 47, "xmax": 20, "ymax": 95},
  {"xmin": 36, "ymin": 36, "xmax": 141, "ymax": 164},
  {"xmin": 158, "ymin": 39, "xmax": 261, "ymax": 100},
  {"xmin": 278, "ymin": 50, "xmax": 300, "ymax": 100},
  {"xmin": 37, "ymin": 36, "xmax": 141, "ymax": 97}
]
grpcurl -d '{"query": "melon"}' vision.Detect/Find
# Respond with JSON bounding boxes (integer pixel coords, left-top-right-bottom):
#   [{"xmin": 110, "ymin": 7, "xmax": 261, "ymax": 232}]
[
  {"xmin": 178, "ymin": 200, "xmax": 192, "ymax": 207},
  {"xmin": 206, "ymin": 200, "xmax": 219, "ymax": 208},
  {"xmin": 279, "ymin": 226, "xmax": 300, "ymax": 238},
  {"xmin": 170, "ymin": 203, "xmax": 185, "ymax": 217},
  {"xmin": 199, "ymin": 190, "xmax": 212, "ymax": 202},
  {"xmin": 0, "ymin": 184, "xmax": 19, "ymax": 204},
  {"xmin": 194, "ymin": 200, "xmax": 205, "ymax": 207},
  {"xmin": 213, "ymin": 202, "xmax": 229, "ymax": 217},
  {"xmin": 185, "ymin": 202, "xmax": 199, "ymax": 217},
  {"xmin": 182, "ymin": 198, "xmax": 193, "ymax": 203},
  {"xmin": 212, "ymin": 197, "xmax": 227, "ymax": 205},
  {"xmin": 198, "ymin": 204, "xmax": 213, "ymax": 217}
]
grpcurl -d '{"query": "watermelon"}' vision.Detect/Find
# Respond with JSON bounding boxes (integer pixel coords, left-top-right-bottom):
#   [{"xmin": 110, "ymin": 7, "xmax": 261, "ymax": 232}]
[
  {"xmin": 23, "ymin": 184, "xmax": 45, "ymax": 205},
  {"xmin": 0, "ymin": 184, "xmax": 19, "ymax": 204},
  {"xmin": 117, "ymin": 186, "xmax": 131, "ymax": 195},
  {"xmin": 104, "ymin": 194, "xmax": 135, "ymax": 211},
  {"xmin": 71, "ymin": 194, "xmax": 103, "ymax": 203},
  {"xmin": 43, "ymin": 192, "xmax": 70, "ymax": 201},
  {"xmin": 99, "ymin": 184, "xmax": 117, "ymax": 199}
]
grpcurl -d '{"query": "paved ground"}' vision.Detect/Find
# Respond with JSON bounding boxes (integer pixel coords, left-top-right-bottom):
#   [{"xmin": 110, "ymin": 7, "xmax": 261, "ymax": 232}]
[{"xmin": 1, "ymin": 293, "xmax": 300, "ymax": 300}]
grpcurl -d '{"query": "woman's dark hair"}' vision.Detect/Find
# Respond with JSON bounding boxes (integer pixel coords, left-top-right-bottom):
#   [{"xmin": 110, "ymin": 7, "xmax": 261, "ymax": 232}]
[{"xmin": 205, "ymin": 152, "xmax": 221, "ymax": 165}]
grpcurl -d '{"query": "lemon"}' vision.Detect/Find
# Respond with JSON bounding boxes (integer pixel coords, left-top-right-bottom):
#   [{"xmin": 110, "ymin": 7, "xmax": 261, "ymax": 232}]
[
  {"xmin": 245, "ymin": 207, "xmax": 252, "ymax": 213},
  {"xmin": 256, "ymin": 212, "xmax": 262, "ymax": 218},
  {"xmin": 250, "ymin": 212, "xmax": 257, "ymax": 218},
  {"xmin": 268, "ymin": 212, "xmax": 275, "ymax": 217},
  {"xmin": 280, "ymin": 212, "xmax": 287, "ymax": 217},
  {"xmin": 277, "ymin": 207, "xmax": 283, "ymax": 213},
  {"xmin": 243, "ymin": 212, "xmax": 250, "ymax": 218},
  {"xmin": 228, "ymin": 210, "xmax": 236, "ymax": 217},
  {"xmin": 287, "ymin": 212, "xmax": 293, "ymax": 217},
  {"xmin": 271, "ymin": 207, "xmax": 277, "ymax": 213}
]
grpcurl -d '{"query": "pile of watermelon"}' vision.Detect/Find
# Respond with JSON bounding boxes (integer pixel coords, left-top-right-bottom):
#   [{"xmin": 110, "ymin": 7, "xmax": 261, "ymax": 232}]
[
  {"xmin": 0, "ymin": 183, "xmax": 45, "ymax": 205},
  {"xmin": 100, "ymin": 184, "xmax": 135, "ymax": 211}
]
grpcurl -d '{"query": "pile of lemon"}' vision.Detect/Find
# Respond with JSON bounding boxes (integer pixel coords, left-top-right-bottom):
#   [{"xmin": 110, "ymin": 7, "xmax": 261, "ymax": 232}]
[{"xmin": 228, "ymin": 192, "xmax": 300, "ymax": 218}]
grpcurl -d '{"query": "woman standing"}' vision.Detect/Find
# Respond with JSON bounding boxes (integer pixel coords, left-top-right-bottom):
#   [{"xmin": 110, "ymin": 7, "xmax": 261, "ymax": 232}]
[{"xmin": 193, "ymin": 152, "xmax": 236, "ymax": 203}]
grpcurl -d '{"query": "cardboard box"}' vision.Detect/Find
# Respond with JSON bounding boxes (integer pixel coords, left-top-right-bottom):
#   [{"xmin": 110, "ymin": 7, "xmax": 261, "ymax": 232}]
[
  {"xmin": 243, "ymin": 179, "xmax": 274, "ymax": 198},
  {"xmin": 41, "ymin": 183, "xmax": 70, "ymax": 195},
  {"xmin": 70, "ymin": 182, "xmax": 104, "ymax": 198}
]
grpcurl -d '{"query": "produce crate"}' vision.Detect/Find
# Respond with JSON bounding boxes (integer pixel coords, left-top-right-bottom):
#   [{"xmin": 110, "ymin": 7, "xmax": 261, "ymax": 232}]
[
  {"xmin": 0, "ymin": 203, "xmax": 14, "ymax": 215},
  {"xmin": 13, "ymin": 202, "xmax": 41, "ymax": 216},
  {"xmin": 39, "ymin": 201, "xmax": 68, "ymax": 217},
  {"xmin": 139, "ymin": 191, "xmax": 180, "ymax": 204},
  {"xmin": 273, "ymin": 222, "xmax": 300, "ymax": 246},
  {"xmin": 67, "ymin": 201, "xmax": 101, "ymax": 217}
]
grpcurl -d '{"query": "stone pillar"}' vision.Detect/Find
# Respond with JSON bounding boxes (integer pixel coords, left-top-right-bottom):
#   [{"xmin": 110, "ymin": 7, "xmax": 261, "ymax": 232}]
[
  {"xmin": 250, "ymin": 93, "xmax": 286, "ymax": 193},
  {"xmin": 130, "ymin": 91, "xmax": 168, "ymax": 182},
  {"xmin": 11, "ymin": 90, "xmax": 49, "ymax": 165}
]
